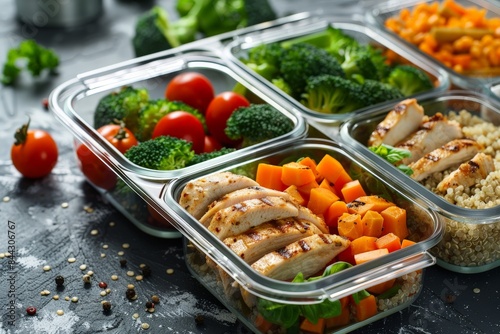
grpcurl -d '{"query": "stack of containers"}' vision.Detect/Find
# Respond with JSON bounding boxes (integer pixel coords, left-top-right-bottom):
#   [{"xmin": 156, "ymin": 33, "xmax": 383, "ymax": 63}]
[{"xmin": 50, "ymin": 1, "xmax": 500, "ymax": 332}]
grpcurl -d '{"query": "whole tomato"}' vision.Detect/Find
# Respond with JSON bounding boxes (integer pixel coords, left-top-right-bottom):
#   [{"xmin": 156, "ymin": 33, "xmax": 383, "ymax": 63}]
[
  {"xmin": 203, "ymin": 135, "xmax": 222, "ymax": 153},
  {"xmin": 76, "ymin": 123, "xmax": 138, "ymax": 190},
  {"xmin": 11, "ymin": 119, "xmax": 58, "ymax": 179},
  {"xmin": 165, "ymin": 72, "xmax": 215, "ymax": 114},
  {"xmin": 152, "ymin": 111, "xmax": 205, "ymax": 154},
  {"xmin": 205, "ymin": 91, "xmax": 250, "ymax": 146}
]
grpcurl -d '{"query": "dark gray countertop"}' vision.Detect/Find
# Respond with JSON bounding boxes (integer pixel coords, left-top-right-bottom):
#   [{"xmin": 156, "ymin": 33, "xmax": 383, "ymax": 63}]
[{"xmin": 0, "ymin": 1, "xmax": 499, "ymax": 333}]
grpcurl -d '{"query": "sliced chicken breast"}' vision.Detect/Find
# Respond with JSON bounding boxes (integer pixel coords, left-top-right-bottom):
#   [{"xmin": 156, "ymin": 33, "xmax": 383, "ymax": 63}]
[
  {"xmin": 436, "ymin": 152, "xmax": 494, "ymax": 192},
  {"xmin": 251, "ymin": 234, "xmax": 350, "ymax": 281},
  {"xmin": 208, "ymin": 196, "xmax": 299, "ymax": 240},
  {"xmin": 368, "ymin": 98, "xmax": 425, "ymax": 147},
  {"xmin": 199, "ymin": 186, "xmax": 294, "ymax": 227},
  {"xmin": 396, "ymin": 113, "xmax": 464, "ymax": 165},
  {"xmin": 223, "ymin": 218, "xmax": 323, "ymax": 264},
  {"xmin": 409, "ymin": 138, "xmax": 483, "ymax": 181},
  {"xmin": 297, "ymin": 206, "xmax": 329, "ymax": 233},
  {"xmin": 179, "ymin": 172, "xmax": 258, "ymax": 219}
]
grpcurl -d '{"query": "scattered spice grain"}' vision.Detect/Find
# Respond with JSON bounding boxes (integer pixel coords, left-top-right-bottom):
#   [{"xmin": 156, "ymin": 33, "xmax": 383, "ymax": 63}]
[
  {"xmin": 61, "ymin": 202, "xmax": 69, "ymax": 208},
  {"xmin": 67, "ymin": 257, "xmax": 76, "ymax": 263},
  {"xmin": 166, "ymin": 268, "xmax": 174, "ymax": 275},
  {"xmin": 151, "ymin": 295, "xmax": 160, "ymax": 304},
  {"xmin": 55, "ymin": 275, "xmax": 64, "ymax": 286},
  {"xmin": 43, "ymin": 265, "xmax": 51, "ymax": 272},
  {"xmin": 102, "ymin": 301, "xmax": 112, "ymax": 312},
  {"xmin": 26, "ymin": 306, "xmax": 36, "ymax": 316},
  {"xmin": 141, "ymin": 323, "xmax": 150, "ymax": 330},
  {"xmin": 56, "ymin": 310, "xmax": 64, "ymax": 316}
]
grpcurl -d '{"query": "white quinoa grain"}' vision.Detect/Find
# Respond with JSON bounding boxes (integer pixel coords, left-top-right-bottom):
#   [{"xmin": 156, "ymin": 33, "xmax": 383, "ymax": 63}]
[
  {"xmin": 43, "ymin": 265, "xmax": 51, "ymax": 272},
  {"xmin": 127, "ymin": 284, "xmax": 135, "ymax": 290},
  {"xmin": 126, "ymin": 271, "xmax": 134, "ymax": 277},
  {"xmin": 71, "ymin": 297, "xmax": 78, "ymax": 303},
  {"xmin": 132, "ymin": 313, "xmax": 139, "ymax": 319},
  {"xmin": 109, "ymin": 222, "xmax": 116, "ymax": 227},
  {"xmin": 87, "ymin": 271, "xmax": 94, "ymax": 276},
  {"xmin": 56, "ymin": 310, "xmax": 64, "ymax": 316},
  {"xmin": 102, "ymin": 244, "xmax": 109, "ymax": 249},
  {"xmin": 100, "ymin": 291, "xmax": 107, "ymax": 297},
  {"xmin": 61, "ymin": 202, "xmax": 69, "ymax": 208},
  {"xmin": 122, "ymin": 243, "xmax": 130, "ymax": 249},
  {"xmin": 135, "ymin": 275, "xmax": 143, "ymax": 281},
  {"xmin": 90, "ymin": 229, "xmax": 99, "ymax": 236},
  {"xmin": 3, "ymin": 196, "xmax": 10, "ymax": 202},
  {"xmin": 53, "ymin": 295, "xmax": 59, "ymax": 300},
  {"xmin": 166, "ymin": 269, "xmax": 174, "ymax": 275},
  {"xmin": 79, "ymin": 264, "xmax": 87, "ymax": 271},
  {"xmin": 141, "ymin": 323, "xmax": 150, "ymax": 330},
  {"xmin": 111, "ymin": 275, "xmax": 118, "ymax": 281},
  {"xmin": 40, "ymin": 290, "xmax": 50, "ymax": 296},
  {"xmin": 67, "ymin": 257, "xmax": 76, "ymax": 263},
  {"xmin": 117, "ymin": 251, "xmax": 124, "ymax": 256}
]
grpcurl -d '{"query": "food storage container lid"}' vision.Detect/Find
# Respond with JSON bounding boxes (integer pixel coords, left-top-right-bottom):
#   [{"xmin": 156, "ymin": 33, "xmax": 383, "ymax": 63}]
[
  {"xmin": 223, "ymin": 15, "xmax": 450, "ymax": 125},
  {"xmin": 161, "ymin": 138, "xmax": 443, "ymax": 304},
  {"xmin": 364, "ymin": 0, "xmax": 500, "ymax": 90},
  {"xmin": 339, "ymin": 90, "xmax": 500, "ymax": 225}
]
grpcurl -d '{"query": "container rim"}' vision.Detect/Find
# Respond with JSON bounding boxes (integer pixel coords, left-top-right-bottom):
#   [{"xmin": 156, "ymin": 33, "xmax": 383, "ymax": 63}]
[
  {"xmin": 223, "ymin": 15, "xmax": 450, "ymax": 124},
  {"xmin": 364, "ymin": 0, "xmax": 500, "ymax": 90},
  {"xmin": 162, "ymin": 137, "xmax": 443, "ymax": 304},
  {"xmin": 340, "ymin": 89, "xmax": 500, "ymax": 223}
]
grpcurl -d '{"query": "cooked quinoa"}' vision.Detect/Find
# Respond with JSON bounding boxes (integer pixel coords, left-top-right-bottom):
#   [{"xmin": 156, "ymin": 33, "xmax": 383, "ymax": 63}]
[{"xmin": 421, "ymin": 110, "xmax": 500, "ymax": 268}]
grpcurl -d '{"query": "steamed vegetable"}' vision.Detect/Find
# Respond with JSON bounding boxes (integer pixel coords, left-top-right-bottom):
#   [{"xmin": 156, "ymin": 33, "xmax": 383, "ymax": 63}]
[{"xmin": 1, "ymin": 39, "xmax": 59, "ymax": 85}]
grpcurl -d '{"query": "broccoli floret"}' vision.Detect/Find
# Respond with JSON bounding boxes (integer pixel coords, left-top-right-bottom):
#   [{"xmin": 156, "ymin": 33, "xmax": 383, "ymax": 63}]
[
  {"xmin": 136, "ymin": 98, "xmax": 206, "ymax": 141},
  {"xmin": 326, "ymin": 27, "xmax": 361, "ymax": 61},
  {"xmin": 301, "ymin": 74, "xmax": 366, "ymax": 114},
  {"xmin": 244, "ymin": 0, "xmax": 277, "ymax": 27},
  {"xmin": 366, "ymin": 46, "xmax": 392, "ymax": 80},
  {"xmin": 225, "ymin": 104, "xmax": 294, "ymax": 147},
  {"xmin": 133, "ymin": 3, "xmax": 203, "ymax": 57},
  {"xmin": 280, "ymin": 43, "xmax": 345, "ymax": 98},
  {"xmin": 271, "ymin": 77, "xmax": 292, "ymax": 95},
  {"xmin": 244, "ymin": 42, "xmax": 284, "ymax": 80},
  {"xmin": 341, "ymin": 47, "xmax": 379, "ymax": 81},
  {"xmin": 361, "ymin": 79, "xmax": 405, "ymax": 106},
  {"xmin": 93, "ymin": 86, "xmax": 149, "ymax": 134},
  {"xmin": 386, "ymin": 65, "xmax": 434, "ymax": 96},
  {"xmin": 124, "ymin": 135, "xmax": 194, "ymax": 170},
  {"xmin": 1, "ymin": 39, "xmax": 59, "ymax": 85},
  {"xmin": 187, "ymin": 147, "xmax": 236, "ymax": 166}
]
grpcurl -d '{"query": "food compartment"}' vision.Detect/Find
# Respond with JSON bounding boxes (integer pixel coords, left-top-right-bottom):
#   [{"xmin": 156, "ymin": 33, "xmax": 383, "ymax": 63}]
[
  {"xmin": 163, "ymin": 138, "xmax": 442, "ymax": 333},
  {"xmin": 225, "ymin": 16, "xmax": 449, "ymax": 125},
  {"xmin": 340, "ymin": 91, "xmax": 500, "ymax": 272},
  {"xmin": 50, "ymin": 49, "xmax": 307, "ymax": 238},
  {"xmin": 367, "ymin": 0, "xmax": 500, "ymax": 90}
]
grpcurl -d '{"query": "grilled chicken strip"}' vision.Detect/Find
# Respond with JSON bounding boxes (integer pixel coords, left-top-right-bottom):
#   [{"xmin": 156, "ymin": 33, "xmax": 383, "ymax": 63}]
[
  {"xmin": 297, "ymin": 206, "xmax": 329, "ymax": 233},
  {"xmin": 223, "ymin": 218, "xmax": 323, "ymax": 264},
  {"xmin": 436, "ymin": 152, "xmax": 494, "ymax": 192},
  {"xmin": 396, "ymin": 113, "xmax": 464, "ymax": 165},
  {"xmin": 368, "ymin": 98, "xmax": 424, "ymax": 147},
  {"xmin": 251, "ymin": 234, "xmax": 350, "ymax": 281},
  {"xmin": 199, "ymin": 186, "xmax": 294, "ymax": 227},
  {"xmin": 409, "ymin": 138, "xmax": 483, "ymax": 181},
  {"xmin": 179, "ymin": 172, "xmax": 258, "ymax": 219},
  {"xmin": 208, "ymin": 196, "xmax": 299, "ymax": 240}
]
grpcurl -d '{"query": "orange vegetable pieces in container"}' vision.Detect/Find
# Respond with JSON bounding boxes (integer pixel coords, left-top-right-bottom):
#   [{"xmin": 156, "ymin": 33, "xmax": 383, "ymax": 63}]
[
  {"xmin": 354, "ymin": 248, "xmax": 390, "ymax": 265},
  {"xmin": 375, "ymin": 232, "xmax": 402, "ymax": 253},
  {"xmin": 341, "ymin": 180, "xmax": 367, "ymax": 203},
  {"xmin": 355, "ymin": 294, "xmax": 378, "ymax": 322},
  {"xmin": 256, "ymin": 163, "xmax": 287, "ymax": 191},
  {"xmin": 316, "ymin": 154, "xmax": 352, "ymax": 187},
  {"xmin": 298, "ymin": 156, "xmax": 321, "ymax": 181},
  {"xmin": 281, "ymin": 161, "xmax": 317, "ymax": 186},
  {"xmin": 380, "ymin": 206, "xmax": 409, "ymax": 240},
  {"xmin": 351, "ymin": 236, "xmax": 378, "ymax": 255},
  {"xmin": 361, "ymin": 210, "xmax": 384, "ymax": 237},
  {"xmin": 384, "ymin": 0, "xmax": 500, "ymax": 74},
  {"xmin": 307, "ymin": 187, "xmax": 339, "ymax": 216},
  {"xmin": 300, "ymin": 317, "xmax": 326, "ymax": 334},
  {"xmin": 338, "ymin": 213, "xmax": 364, "ymax": 240},
  {"xmin": 325, "ymin": 200, "xmax": 348, "ymax": 229},
  {"xmin": 366, "ymin": 278, "xmax": 397, "ymax": 295},
  {"xmin": 284, "ymin": 185, "xmax": 307, "ymax": 206}
]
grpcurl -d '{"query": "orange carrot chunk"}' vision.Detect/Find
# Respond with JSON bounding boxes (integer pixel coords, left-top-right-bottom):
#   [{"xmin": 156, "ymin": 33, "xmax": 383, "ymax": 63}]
[
  {"xmin": 308, "ymin": 187, "xmax": 339, "ymax": 216},
  {"xmin": 333, "ymin": 169, "xmax": 353, "ymax": 195},
  {"xmin": 351, "ymin": 236, "xmax": 378, "ymax": 255},
  {"xmin": 361, "ymin": 210, "xmax": 384, "ymax": 238},
  {"xmin": 325, "ymin": 305, "xmax": 350, "ymax": 329},
  {"xmin": 381, "ymin": 206, "xmax": 409, "ymax": 240},
  {"xmin": 300, "ymin": 317, "xmax": 325, "ymax": 334},
  {"xmin": 316, "ymin": 154, "xmax": 345, "ymax": 184},
  {"xmin": 366, "ymin": 278, "xmax": 396, "ymax": 295},
  {"xmin": 341, "ymin": 180, "xmax": 366, "ymax": 203},
  {"xmin": 347, "ymin": 200, "xmax": 375, "ymax": 217},
  {"xmin": 297, "ymin": 179, "xmax": 320, "ymax": 196},
  {"xmin": 401, "ymin": 239, "xmax": 417, "ymax": 248},
  {"xmin": 325, "ymin": 201, "xmax": 348, "ymax": 229},
  {"xmin": 256, "ymin": 163, "xmax": 287, "ymax": 191},
  {"xmin": 337, "ymin": 213, "xmax": 363, "ymax": 240},
  {"xmin": 354, "ymin": 248, "xmax": 389, "ymax": 265},
  {"xmin": 281, "ymin": 161, "xmax": 317, "ymax": 187},
  {"xmin": 355, "ymin": 294, "xmax": 378, "ymax": 322},
  {"xmin": 299, "ymin": 156, "xmax": 321, "ymax": 181},
  {"xmin": 353, "ymin": 195, "xmax": 395, "ymax": 212},
  {"xmin": 375, "ymin": 232, "xmax": 401, "ymax": 253}
]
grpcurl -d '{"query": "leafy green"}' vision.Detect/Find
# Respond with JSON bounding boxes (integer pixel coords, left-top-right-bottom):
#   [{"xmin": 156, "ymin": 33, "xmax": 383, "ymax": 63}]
[
  {"xmin": 256, "ymin": 261, "xmax": 368, "ymax": 327},
  {"xmin": 1, "ymin": 39, "xmax": 59, "ymax": 85},
  {"xmin": 369, "ymin": 144, "xmax": 414, "ymax": 175}
]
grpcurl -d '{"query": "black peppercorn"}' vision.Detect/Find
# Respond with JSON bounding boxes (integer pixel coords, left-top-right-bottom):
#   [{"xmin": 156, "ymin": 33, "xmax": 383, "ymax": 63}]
[
  {"xmin": 151, "ymin": 295, "xmax": 160, "ymax": 304},
  {"xmin": 119, "ymin": 259, "xmax": 127, "ymax": 267},
  {"xmin": 102, "ymin": 301, "xmax": 112, "ymax": 312},
  {"xmin": 125, "ymin": 288, "xmax": 136, "ymax": 300},
  {"xmin": 194, "ymin": 314, "xmax": 204, "ymax": 326},
  {"xmin": 55, "ymin": 275, "xmax": 64, "ymax": 286},
  {"xmin": 141, "ymin": 265, "xmax": 152, "ymax": 278},
  {"xmin": 145, "ymin": 301, "xmax": 154, "ymax": 309}
]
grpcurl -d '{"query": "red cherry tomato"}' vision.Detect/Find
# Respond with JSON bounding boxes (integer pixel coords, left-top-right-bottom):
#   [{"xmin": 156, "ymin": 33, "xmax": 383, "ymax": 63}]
[
  {"xmin": 76, "ymin": 123, "xmax": 138, "ymax": 190},
  {"xmin": 203, "ymin": 135, "xmax": 222, "ymax": 153},
  {"xmin": 152, "ymin": 111, "xmax": 206, "ymax": 154},
  {"xmin": 10, "ymin": 120, "xmax": 58, "ymax": 179},
  {"xmin": 165, "ymin": 72, "xmax": 215, "ymax": 114},
  {"xmin": 205, "ymin": 91, "xmax": 250, "ymax": 146}
]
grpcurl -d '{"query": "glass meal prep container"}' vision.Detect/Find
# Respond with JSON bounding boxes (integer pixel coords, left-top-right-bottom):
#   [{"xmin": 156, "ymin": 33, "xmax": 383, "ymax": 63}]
[
  {"xmin": 49, "ymin": 48, "xmax": 307, "ymax": 238},
  {"xmin": 223, "ymin": 15, "xmax": 450, "ymax": 134},
  {"xmin": 365, "ymin": 0, "xmax": 500, "ymax": 90},
  {"xmin": 340, "ymin": 90, "xmax": 500, "ymax": 273},
  {"xmin": 162, "ymin": 137, "xmax": 443, "ymax": 334}
]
